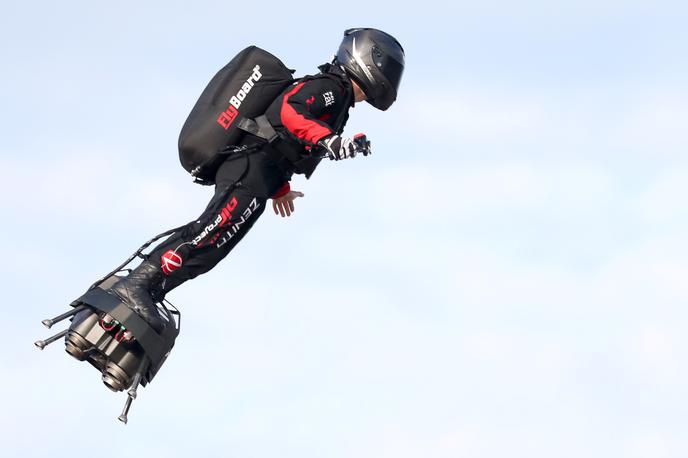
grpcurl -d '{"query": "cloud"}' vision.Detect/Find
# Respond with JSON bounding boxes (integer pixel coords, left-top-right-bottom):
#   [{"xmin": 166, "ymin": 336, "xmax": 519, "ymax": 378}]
[
  {"xmin": 0, "ymin": 151, "xmax": 205, "ymax": 226},
  {"xmin": 613, "ymin": 91, "xmax": 688, "ymax": 156},
  {"xmin": 395, "ymin": 84, "xmax": 688, "ymax": 163},
  {"xmin": 399, "ymin": 87, "xmax": 545, "ymax": 142},
  {"xmin": 636, "ymin": 168, "xmax": 688, "ymax": 222},
  {"xmin": 368, "ymin": 162, "xmax": 615, "ymax": 218}
]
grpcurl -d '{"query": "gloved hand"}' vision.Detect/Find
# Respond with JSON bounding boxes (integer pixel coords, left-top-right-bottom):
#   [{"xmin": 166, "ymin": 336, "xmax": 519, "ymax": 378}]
[
  {"xmin": 352, "ymin": 133, "xmax": 372, "ymax": 156},
  {"xmin": 319, "ymin": 134, "xmax": 357, "ymax": 161}
]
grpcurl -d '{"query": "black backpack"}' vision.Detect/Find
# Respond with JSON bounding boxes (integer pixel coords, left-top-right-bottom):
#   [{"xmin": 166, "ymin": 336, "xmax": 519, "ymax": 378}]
[{"xmin": 178, "ymin": 46, "xmax": 294, "ymax": 183}]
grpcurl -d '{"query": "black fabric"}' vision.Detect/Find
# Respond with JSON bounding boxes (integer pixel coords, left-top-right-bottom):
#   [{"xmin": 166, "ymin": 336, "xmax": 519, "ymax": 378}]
[
  {"xmin": 110, "ymin": 261, "xmax": 166, "ymax": 333},
  {"xmin": 148, "ymin": 150, "xmax": 286, "ymax": 294},
  {"xmin": 139, "ymin": 67, "xmax": 355, "ymax": 293},
  {"xmin": 263, "ymin": 65, "xmax": 354, "ymax": 178},
  {"xmin": 178, "ymin": 46, "xmax": 294, "ymax": 181}
]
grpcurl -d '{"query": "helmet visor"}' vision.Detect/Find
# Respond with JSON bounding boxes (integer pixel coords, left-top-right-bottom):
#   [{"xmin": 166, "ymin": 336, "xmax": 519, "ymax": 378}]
[{"xmin": 371, "ymin": 46, "xmax": 404, "ymax": 95}]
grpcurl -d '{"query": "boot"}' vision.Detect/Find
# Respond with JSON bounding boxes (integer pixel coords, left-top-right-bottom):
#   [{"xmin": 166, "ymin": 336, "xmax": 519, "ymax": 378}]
[{"xmin": 110, "ymin": 260, "xmax": 166, "ymax": 333}]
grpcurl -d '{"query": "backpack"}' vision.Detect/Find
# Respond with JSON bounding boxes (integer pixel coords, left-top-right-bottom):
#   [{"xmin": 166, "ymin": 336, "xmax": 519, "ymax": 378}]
[{"xmin": 178, "ymin": 46, "xmax": 294, "ymax": 183}]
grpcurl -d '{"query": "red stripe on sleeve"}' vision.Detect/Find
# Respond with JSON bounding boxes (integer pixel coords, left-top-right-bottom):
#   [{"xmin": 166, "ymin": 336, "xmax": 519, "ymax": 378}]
[
  {"xmin": 280, "ymin": 82, "xmax": 333, "ymax": 145},
  {"xmin": 271, "ymin": 181, "xmax": 291, "ymax": 199}
]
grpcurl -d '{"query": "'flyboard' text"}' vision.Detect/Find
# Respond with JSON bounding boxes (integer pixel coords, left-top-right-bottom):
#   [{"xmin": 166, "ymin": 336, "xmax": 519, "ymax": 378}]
[{"xmin": 217, "ymin": 65, "xmax": 263, "ymax": 130}]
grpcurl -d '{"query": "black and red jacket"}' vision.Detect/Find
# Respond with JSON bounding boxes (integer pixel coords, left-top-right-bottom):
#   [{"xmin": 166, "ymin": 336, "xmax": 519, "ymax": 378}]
[{"xmin": 264, "ymin": 63, "xmax": 354, "ymax": 198}]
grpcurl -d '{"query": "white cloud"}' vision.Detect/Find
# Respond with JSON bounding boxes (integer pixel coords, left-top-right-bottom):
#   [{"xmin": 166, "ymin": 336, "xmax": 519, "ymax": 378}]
[
  {"xmin": 637, "ymin": 326, "xmax": 679, "ymax": 373},
  {"xmin": 401, "ymin": 87, "xmax": 546, "ymax": 141},
  {"xmin": 596, "ymin": 235, "xmax": 688, "ymax": 305},
  {"xmin": 637, "ymin": 168, "xmax": 688, "ymax": 222},
  {"xmin": 362, "ymin": 161, "xmax": 616, "ymax": 223},
  {"xmin": 613, "ymin": 91, "xmax": 688, "ymax": 156},
  {"xmin": 0, "ymin": 152, "xmax": 205, "ymax": 226},
  {"xmin": 397, "ymin": 84, "xmax": 688, "ymax": 162},
  {"xmin": 623, "ymin": 432, "xmax": 679, "ymax": 458}
]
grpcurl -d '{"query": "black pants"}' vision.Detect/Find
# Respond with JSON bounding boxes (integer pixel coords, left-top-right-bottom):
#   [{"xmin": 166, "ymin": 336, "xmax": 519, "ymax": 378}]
[{"xmin": 149, "ymin": 150, "xmax": 287, "ymax": 294}]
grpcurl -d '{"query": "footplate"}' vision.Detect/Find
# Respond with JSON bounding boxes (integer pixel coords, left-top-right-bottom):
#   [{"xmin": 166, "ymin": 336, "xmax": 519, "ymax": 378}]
[{"xmin": 34, "ymin": 274, "xmax": 181, "ymax": 424}]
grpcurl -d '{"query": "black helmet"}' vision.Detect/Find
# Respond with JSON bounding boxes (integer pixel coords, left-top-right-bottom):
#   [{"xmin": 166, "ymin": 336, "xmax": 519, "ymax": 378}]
[{"xmin": 335, "ymin": 28, "xmax": 405, "ymax": 111}]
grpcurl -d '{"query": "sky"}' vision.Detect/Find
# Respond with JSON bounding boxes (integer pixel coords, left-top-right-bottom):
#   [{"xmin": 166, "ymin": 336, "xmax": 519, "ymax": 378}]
[{"xmin": 2, "ymin": 1, "xmax": 688, "ymax": 457}]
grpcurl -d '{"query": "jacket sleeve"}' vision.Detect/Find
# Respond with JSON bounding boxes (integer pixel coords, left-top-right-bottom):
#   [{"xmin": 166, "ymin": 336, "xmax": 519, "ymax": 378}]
[
  {"xmin": 279, "ymin": 78, "xmax": 340, "ymax": 146},
  {"xmin": 271, "ymin": 181, "xmax": 291, "ymax": 199}
]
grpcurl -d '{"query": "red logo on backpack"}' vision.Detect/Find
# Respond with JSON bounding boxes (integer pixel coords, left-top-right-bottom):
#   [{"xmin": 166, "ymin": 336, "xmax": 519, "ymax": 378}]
[
  {"xmin": 217, "ymin": 105, "xmax": 239, "ymax": 129},
  {"xmin": 161, "ymin": 250, "xmax": 183, "ymax": 275},
  {"xmin": 216, "ymin": 64, "xmax": 263, "ymax": 130}
]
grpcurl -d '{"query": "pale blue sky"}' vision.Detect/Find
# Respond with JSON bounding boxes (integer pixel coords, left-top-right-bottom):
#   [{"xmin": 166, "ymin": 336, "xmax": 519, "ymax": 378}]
[{"xmin": 2, "ymin": 1, "xmax": 688, "ymax": 457}]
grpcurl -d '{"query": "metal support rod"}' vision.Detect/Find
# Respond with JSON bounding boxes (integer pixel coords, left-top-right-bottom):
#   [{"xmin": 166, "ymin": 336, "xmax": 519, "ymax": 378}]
[
  {"xmin": 41, "ymin": 305, "xmax": 87, "ymax": 329},
  {"xmin": 87, "ymin": 156, "xmax": 250, "ymax": 292},
  {"xmin": 117, "ymin": 395, "xmax": 133, "ymax": 425},
  {"xmin": 127, "ymin": 372, "xmax": 142, "ymax": 400},
  {"xmin": 88, "ymin": 226, "xmax": 187, "ymax": 291},
  {"xmin": 34, "ymin": 329, "xmax": 69, "ymax": 350},
  {"xmin": 118, "ymin": 359, "xmax": 147, "ymax": 424}
]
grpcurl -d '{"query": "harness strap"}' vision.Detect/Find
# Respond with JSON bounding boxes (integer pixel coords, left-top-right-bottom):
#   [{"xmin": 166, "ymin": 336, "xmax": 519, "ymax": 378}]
[{"xmin": 237, "ymin": 115, "xmax": 279, "ymax": 143}]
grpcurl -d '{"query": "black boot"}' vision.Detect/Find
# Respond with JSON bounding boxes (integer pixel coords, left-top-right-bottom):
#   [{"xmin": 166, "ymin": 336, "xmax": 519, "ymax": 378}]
[{"xmin": 110, "ymin": 260, "xmax": 166, "ymax": 333}]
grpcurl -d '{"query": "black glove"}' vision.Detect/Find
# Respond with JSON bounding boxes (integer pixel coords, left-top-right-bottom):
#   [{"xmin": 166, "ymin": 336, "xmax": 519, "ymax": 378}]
[
  {"xmin": 352, "ymin": 133, "xmax": 371, "ymax": 156},
  {"xmin": 319, "ymin": 135, "xmax": 357, "ymax": 161}
]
